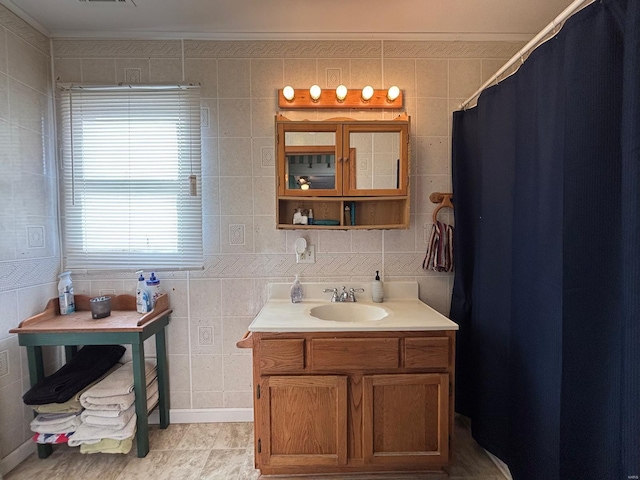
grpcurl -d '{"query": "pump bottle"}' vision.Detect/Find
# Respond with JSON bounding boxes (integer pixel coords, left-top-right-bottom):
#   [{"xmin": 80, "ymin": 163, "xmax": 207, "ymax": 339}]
[{"xmin": 58, "ymin": 272, "xmax": 75, "ymax": 315}]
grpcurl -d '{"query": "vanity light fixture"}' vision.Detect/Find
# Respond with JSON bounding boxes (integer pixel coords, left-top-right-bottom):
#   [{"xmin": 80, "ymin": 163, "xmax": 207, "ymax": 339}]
[
  {"xmin": 361, "ymin": 85, "xmax": 374, "ymax": 101},
  {"xmin": 282, "ymin": 85, "xmax": 295, "ymax": 101},
  {"xmin": 387, "ymin": 85, "xmax": 400, "ymax": 102},
  {"xmin": 277, "ymin": 85, "xmax": 402, "ymax": 109},
  {"xmin": 310, "ymin": 84, "xmax": 322, "ymax": 102},
  {"xmin": 297, "ymin": 176, "xmax": 311, "ymax": 190}
]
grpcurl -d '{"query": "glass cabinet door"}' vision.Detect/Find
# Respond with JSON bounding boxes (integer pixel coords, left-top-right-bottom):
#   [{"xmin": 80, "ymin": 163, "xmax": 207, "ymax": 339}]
[
  {"xmin": 277, "ymin": 122, "xmax": 342, "ymax": 196},
  {"xmin": 343, "ymin": 124, "xmax": 409, "ymax": 196}
]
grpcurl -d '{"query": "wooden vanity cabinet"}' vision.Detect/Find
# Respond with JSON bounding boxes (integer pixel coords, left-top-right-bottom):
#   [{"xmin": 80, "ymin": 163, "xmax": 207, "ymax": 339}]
[{"xmin": 247, "ymin": 331, "xmax": 455, "ymax": 476}]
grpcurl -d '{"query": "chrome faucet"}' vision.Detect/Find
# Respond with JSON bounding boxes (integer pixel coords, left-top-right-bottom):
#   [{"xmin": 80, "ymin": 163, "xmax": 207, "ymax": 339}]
[
  {"xmin": 323, "ymin": 287, "xmax": 340, "ymax": 302},
  {"xmin": 348, "ymin": 287, "xmax": 365, "ymax": 302},
  {"xmin": 323, "ymin": 286, "xmax": 365, "ymax": 302}
]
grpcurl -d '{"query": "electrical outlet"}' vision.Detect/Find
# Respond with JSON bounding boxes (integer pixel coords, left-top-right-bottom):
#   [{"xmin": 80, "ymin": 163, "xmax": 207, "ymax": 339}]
[
  {"xmin": 297, "ymin": 245, "xmax": 316, "ymax": 264},
  {"xmin": 0, "ymin": 350, "xmax": 8, "ymax": 377}
]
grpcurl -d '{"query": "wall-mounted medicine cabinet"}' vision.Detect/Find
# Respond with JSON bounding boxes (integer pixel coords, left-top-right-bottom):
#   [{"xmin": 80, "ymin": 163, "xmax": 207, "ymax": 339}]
[{"xmin": 276, "ymin": 114, "xmax": 410, "ymax": 230}]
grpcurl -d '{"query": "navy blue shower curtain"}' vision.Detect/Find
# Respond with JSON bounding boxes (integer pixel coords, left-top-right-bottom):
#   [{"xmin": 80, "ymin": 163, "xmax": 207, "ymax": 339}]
[{"xmin": 450, "ymin": 1, "xmax": 640, "ymax": 479}]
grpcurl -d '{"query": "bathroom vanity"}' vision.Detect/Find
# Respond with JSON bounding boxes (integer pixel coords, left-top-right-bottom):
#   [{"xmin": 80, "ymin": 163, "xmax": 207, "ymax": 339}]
[{"xmin": 237, "ymin": 282, "xmax": 458, "ymax": 476}]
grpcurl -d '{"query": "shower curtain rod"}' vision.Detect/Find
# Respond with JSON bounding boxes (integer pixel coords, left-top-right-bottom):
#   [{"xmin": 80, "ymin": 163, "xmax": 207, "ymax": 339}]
[{"xmin": 459, "ymin": 0, "xmax": 595, "ymax": 110}]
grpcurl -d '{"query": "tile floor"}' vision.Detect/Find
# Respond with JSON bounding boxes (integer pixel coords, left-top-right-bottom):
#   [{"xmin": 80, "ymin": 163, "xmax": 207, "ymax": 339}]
[{"xmin": 6, "ymin": 417, "xmax": 506, "ymax": 480}]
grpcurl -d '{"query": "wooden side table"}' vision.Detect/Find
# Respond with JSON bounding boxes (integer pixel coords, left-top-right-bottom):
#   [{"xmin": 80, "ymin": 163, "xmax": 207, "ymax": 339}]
[{"xmin": 9, "ymin": 293, "xmax": 172, "ymax": 458}]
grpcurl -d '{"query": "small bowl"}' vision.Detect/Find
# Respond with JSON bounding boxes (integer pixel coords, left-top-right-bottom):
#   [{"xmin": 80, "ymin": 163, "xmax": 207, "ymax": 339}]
[{"xmin": 90, "ymin": 296, "xmax": 112, "ymax": 319}]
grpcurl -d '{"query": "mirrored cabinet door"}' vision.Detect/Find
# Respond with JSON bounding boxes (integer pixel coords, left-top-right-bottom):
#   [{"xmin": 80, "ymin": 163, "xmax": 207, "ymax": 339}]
[
  {"xmin": 277, "ymin": 121, "xmax": 342, "ymax": 196},
  {"xmin": 343, "ymin": 124, "xmax": 409, "ymax": 196}
]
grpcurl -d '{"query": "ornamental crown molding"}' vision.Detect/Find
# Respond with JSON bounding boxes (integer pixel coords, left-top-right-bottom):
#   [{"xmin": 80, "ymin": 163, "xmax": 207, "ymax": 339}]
[
  {"xmin": 0, "ymin": 5, "xmax": 48, "ymax": 55},
  {"xmin": 183, "ymin": 40, "xmax": 382, "ymax": 59},
  {"xmin": 383, "ymin": 41, "xmax": 524, "ymax": 58},
  {"xmin": 52, "ymin": 39, "xmax": 182, "ymax": 58}
]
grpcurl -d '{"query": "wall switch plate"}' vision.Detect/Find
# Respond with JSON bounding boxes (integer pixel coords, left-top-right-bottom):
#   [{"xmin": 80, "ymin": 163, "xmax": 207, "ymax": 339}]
[{"xmin": 296, "ymin": 245, "xmax": 315, "ymax": 264}]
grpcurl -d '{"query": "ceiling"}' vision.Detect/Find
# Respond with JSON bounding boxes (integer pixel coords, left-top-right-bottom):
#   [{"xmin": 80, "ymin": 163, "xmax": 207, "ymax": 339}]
[{"xmin": 1, "ymin": 0, "xmax": 575, "ymax": 40}]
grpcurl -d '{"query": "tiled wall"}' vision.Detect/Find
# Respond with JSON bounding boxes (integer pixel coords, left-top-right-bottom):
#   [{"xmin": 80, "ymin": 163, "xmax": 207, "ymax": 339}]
[
  {"xmin": 49, "ymin": 38, "xmax": 521, "ymax": 412},
  {"xmin": 0, "ymin": 4, "xmax": 523, "ymax": 463},
  {"xmin": 0, "ymin": 0, "xmax": 528, "ymax": 467},
  {"xmin": 0, "ymin": 4, "xmax": 60, "ymax": 468}
]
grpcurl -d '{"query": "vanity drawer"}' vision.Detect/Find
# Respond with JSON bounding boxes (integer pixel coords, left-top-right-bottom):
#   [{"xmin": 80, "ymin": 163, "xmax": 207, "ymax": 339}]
[
  {"xmin": 310, "ymin": 338, "xmax": 399, "ymax": 371},
  {"xmin": 404, "ymin": 337, "xmax": 450, "ymax": 369},
  {"xmin": 260, "ymin": 339, "xmax": 305, "ymax": 374}
]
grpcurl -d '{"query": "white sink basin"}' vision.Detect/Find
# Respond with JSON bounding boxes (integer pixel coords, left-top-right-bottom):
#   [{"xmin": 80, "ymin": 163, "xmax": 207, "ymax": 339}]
[{"xmin": 309, "ymin": 303, "xmax": 388, "ymax": 322}]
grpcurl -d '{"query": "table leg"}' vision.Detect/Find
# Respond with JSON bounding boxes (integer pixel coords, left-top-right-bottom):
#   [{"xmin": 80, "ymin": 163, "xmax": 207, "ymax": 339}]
[
  {"xmin": 26, "ymin": 346, "xmax": 52, "ymax": 459},
  {"xmin": 131, "ymin": 341, "xmax": 149, "ymax": 458},
  {"xmin": 155, "ymin": 326, "xmax": 170, "ymax": 429},
  {"xmin": 64, "ymin": 345, "xmax": 78, "ymax": 362}
]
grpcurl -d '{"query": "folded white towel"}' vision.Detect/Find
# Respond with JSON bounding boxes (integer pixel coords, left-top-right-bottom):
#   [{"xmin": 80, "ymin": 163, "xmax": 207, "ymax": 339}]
[
  {"xmin": 68, "ymin": 412, "xmax": 137, "ymax": 447},
  {"xmin": 30, "ymin": 412, "xmax": 82, "ymax": 434},
  {"xmin": 81, "ymin": 383, "xmax": 159, "ymax": 427},
  {"xmin": 82, "ymin": 377, "xmax": 158, "ymax": 412},
  {"xmin": 81, "ymin": 403, "xmax": 135, "ymax": 428},
  {"xmin": 147, "ymin": 388, "xmax": 159, "ymax": 413},
  {"xmin": 81, "ymin": 360, "xmax": 156, "ymax": 398},
  {"xmin": 31, "ymin": 412, "xmax": 80, "ymax": 426},
  {"xmin": 81, "ymin": 360, "xmax": 156, "ymax": 411}
]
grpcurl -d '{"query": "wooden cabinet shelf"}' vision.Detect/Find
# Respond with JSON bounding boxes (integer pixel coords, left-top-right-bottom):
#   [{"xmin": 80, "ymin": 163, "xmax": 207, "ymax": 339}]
[
  {"xmin": 276, "ymin": 115, "xmax": 410, "ymax": 230},
  {"xmin": 277, "ymin": 196, "xmax": 409, "ymax": 229}
]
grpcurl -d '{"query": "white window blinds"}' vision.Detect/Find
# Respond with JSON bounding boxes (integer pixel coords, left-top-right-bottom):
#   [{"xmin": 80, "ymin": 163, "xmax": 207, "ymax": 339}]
[{"xmin": 58, "ymin": 85, "xmax": 203, "ymax": 271}]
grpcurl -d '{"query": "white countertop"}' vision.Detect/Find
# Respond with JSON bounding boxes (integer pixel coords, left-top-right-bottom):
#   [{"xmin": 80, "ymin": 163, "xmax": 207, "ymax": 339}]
[{"xmin": 248, "ymin": 281, "xmax": 459, "ymax": 332}]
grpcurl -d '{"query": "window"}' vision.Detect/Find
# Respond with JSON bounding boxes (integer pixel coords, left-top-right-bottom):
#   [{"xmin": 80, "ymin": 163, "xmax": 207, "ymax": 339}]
[{"xmin": 58, "ymin": 85, "xmax": 203, "ymax": 270}]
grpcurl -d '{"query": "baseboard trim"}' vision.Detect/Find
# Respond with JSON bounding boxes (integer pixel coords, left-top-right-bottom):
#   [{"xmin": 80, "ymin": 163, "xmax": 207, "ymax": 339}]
[
  {"xmin": 2, "ymin": 408, "xmax": 254, "ymax": 476},
  {"xmin": 148, "ymin": 407, "xmax": 253, "ymax": 424},
  {"xmin": 484, "ymin": 449, "xmax": 513, "ymax": 480},
  {"xmin": 0, "ymin": 439, "xmax": 36, "ymax": 476}
]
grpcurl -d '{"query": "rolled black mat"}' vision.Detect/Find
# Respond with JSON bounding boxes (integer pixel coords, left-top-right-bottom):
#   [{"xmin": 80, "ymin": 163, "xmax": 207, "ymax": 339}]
[{"xmin": 23, "ymin": 344, "xmax": 126, "ymax": 405}]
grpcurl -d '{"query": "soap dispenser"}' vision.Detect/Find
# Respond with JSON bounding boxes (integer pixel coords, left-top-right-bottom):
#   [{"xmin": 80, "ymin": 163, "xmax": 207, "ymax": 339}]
[
  {"xmin": 372, "ymin": 270, "xmax": 384, "ymax": 303},
  {"xmin": 290, "ymin": 274, "xmax": 304, "ymax": 303}
]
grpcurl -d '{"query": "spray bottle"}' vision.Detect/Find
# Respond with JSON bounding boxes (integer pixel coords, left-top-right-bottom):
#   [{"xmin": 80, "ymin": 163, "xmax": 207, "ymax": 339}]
[{"xmin": 58, "ymin": 271, "xmax": 75, "ymax": 315}]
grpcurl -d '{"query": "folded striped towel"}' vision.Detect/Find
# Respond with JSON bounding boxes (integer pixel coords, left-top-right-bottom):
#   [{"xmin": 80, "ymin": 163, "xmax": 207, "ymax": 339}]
[
  {"xmin": 32, "ymin": 432, "xmax": 75, "ymax": 444},
  {"xmin": 81, "ymin": 374, "xmax": 158, "ymax": 412},
  {"xmin": 423, "ymin": 220, "xmax": 454, "ymax": 273}
]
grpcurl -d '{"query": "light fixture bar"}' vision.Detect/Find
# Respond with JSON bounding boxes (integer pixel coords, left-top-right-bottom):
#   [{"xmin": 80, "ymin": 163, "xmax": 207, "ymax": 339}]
[{"xmin": 278, "ymin": 88, "xmax": 403, "ymax": 109}]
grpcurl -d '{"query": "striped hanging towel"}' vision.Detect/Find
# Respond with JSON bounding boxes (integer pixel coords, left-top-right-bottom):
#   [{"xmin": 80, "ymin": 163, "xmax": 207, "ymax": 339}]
[{"xmin": 423, "ymin": 220, "xmax": 454, "ymax": 272}]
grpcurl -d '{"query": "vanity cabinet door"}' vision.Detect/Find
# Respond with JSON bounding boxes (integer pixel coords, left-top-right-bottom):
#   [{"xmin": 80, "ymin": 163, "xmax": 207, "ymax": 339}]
[
  {"xmin": 362, "ymin": 373, "xmax": 449, "ymax": 468},
  {"xmin": 258, "ymin": 375, "xmax": 348, "ymax": 469}
]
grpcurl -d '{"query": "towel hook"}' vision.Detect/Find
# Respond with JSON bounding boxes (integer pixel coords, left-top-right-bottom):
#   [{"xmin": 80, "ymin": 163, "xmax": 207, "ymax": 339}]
[{"xmin": 429, "ymin": 192, "xmax": 454, "ymax": 224}]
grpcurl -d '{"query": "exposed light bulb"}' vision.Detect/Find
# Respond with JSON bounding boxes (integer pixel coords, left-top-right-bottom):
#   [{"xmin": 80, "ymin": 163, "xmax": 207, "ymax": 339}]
[
  {"xmin": 387, "ymin": 85, "xmax": 400, "ymax": 102},
  {"xmin": 283, "ymin": 85, "xmax": 295, "ymax": 101},
  {"xmin": 300, "ymin": 183, "xmax": 310, "ymax": 190},
  {"xmin": 310, "ymin": 84, "xmax": 322, "ymax": 101},
  {"xmin": 361, "ymin": 85, "xmax": 374, "ymax": 101},
  {"xmin": 335, "ymin": 85, "xmax": 348, "ymax": 102}
]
